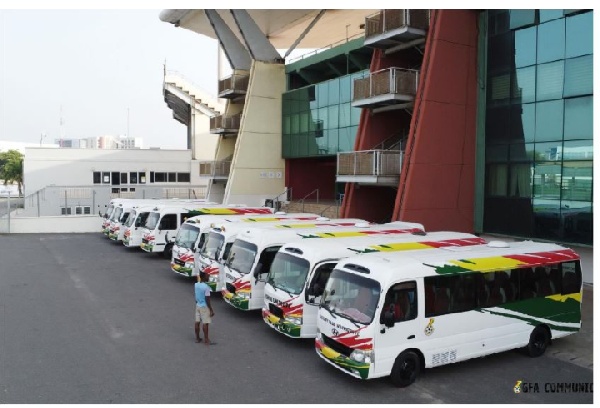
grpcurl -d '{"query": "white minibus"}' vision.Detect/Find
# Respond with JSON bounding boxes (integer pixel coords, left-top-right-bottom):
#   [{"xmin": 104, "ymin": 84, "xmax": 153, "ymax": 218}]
[
  {"xmin": 314, "ymin": 240, "xmax": 582, "ymax": 387},
  {"xmin": 262, "ymin": 231, "xmax": 485, "ymax": 338},
  {"xmin": 101, "ymin": 198, "xmax": 211, "ymax": 235},
  {"xmin": 171, "ymin": 212, "xmax": 320, "ymax": 278}
]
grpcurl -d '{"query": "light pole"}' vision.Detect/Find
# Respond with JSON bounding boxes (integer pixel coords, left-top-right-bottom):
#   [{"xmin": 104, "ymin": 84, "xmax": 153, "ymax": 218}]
[{"xmin": 39, "ymin": 132, "xmax": 47, "ymax": 146}]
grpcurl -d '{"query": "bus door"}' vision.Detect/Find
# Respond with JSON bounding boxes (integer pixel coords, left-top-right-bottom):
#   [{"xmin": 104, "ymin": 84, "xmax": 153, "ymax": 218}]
[
  {"xmin": 376, "ymin": 281, "xmax": 421, "ymax": 376},
  {"xmin": 304, "ymin": 262, "xmax": 337, "ymax": 336},
  {"xmin": 251, "ymin": 246, "xmax": 282, "ymax": 309}
]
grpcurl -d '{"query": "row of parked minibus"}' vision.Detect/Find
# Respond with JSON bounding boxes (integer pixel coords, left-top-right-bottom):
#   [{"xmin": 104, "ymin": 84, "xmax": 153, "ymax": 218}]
[{"xmin": 100, "ymin": 197, "xmax": 583, "ymax": 388}]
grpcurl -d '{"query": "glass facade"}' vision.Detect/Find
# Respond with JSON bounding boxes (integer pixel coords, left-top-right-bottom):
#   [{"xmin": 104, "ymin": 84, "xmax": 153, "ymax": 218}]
[
  {"xmin": 282, "ymin": 71, "xmax": 366, "ymax": 158},
  {"xmin": 484, "ymin": 10, "xmax": 592, "ymax": 245}
]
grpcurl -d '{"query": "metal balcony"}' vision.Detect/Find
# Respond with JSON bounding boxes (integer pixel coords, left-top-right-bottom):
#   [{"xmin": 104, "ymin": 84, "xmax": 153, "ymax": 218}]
[
  {"xmin": 364, "ymin": 10, "xmax": 429, "ymax": 49},
  {"xmin": 336, "ymin": 150, "xmax": 403, "ymax": 186},
  {"xmin": 218, "ymin": 71, "xmax": 250, "ymax": 100},
  {"xmin": 210, "ymin": 114, "xmax": 241, "ymax": 135},
  {"xmin": 198, "ymin": 160, "xmax": 232, "ymax": 182},
  {"xmin": 352, "ymin": 67, "xmax": 419, "ymax": 111}
]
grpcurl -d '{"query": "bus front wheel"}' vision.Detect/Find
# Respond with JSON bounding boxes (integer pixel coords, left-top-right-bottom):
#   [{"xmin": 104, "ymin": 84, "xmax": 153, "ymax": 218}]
[
  {"xmin": 527, "ymin": 326, "xmax": 550, "ymax": 357},
  {"xmin": 390, "ymin": 351, "xmax": 420, "ymax": 388}
]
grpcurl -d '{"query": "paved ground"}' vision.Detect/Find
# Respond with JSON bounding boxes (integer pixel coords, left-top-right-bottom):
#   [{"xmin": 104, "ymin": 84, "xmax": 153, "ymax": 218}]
[{"xmin": 0, "ymin": 233, "xmax": 593, "ymax": 404}]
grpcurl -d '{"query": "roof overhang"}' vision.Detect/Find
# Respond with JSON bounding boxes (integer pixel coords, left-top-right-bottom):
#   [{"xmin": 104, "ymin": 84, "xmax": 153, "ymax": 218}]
[{"xmin": 159, "ymin": 9, "xmax": 378, "ymax": 50}]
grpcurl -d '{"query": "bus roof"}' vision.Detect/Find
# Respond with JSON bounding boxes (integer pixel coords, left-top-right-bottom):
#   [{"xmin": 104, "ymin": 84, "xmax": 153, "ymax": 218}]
[
  {"xmin": 278, "ymin": 231, "xmax": 485, "ymax": 263},
  {"xmin": 182, "ymin": 212, "xmax": 318, "ymax": 226},
  {"xmin": 225, "ymin": 220, "xmax": 427, "ymax": 247},
  {"xmin": 335, "ymin": 240, "xmax": 580, "ymax": 286}
]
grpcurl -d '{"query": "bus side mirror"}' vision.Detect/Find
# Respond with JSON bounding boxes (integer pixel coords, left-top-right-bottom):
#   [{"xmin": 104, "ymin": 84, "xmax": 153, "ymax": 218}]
[
  {"xmin": 253, "ymin": 263, "xmax": 263, "ymax": 279},
  {"xmin": 383, "ymin": 308, "xmax": 395, "ymax": 328}
]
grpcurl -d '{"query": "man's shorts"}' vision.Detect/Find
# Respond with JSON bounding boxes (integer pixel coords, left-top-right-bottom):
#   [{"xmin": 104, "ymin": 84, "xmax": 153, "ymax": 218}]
[{"xmin": 195, "ymin": 305, "xmax": 212, "ymax": 324}]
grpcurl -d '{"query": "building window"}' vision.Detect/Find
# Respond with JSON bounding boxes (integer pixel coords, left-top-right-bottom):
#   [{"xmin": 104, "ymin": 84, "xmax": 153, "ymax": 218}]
[
  {"xmin": 120, "ymin": 173, "xmax": 128, "ymax": 184},
  {"xmin": 154, "ymin": 172, "xmax": 166, "ymax": 182},
  {"xmin": 93, "ymin": 172, "xmax": 101, "ymax": 184},
  {"xmin": 61, "ymin": 207, "xmax": 72, "ymax": 215},
  {"xmin": 177, "ymin": 173, "xmax": 191, "ymax": 182},
  {"xmin": 168, "ymin": 172, "xmax": 177, "ymax": 182},
  {"xmin": 150, "ymin": 172, "xmax": 155, "ymax": 183},
  {"xmin": 102, "ymin": 172, "xmax": 110, "ymax": 184},
  {"xmin": 130, "ymin": 172, "xmax": 138, "ymax": 184},
  {"xmin": 75, "ymin": 206, "xmax": 91, "ymax": 215},
  {"xmin": 139, "ymin": 172, "xmax": 146, "ymax": 184}
]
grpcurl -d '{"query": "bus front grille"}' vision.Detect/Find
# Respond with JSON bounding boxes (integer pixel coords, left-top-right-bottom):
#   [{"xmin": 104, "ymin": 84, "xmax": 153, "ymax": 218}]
[
  {"xmin": 322, "ymin": 335, "xmax": 352, "ymax": 357},
  {"xmin": 268, "ymin": 303, "xmax": 284, "ymax": 319}
]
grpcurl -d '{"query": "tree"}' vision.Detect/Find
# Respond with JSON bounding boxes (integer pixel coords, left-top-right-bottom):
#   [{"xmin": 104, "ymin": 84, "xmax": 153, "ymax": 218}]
[{"xmin": 0, "ymin": 149, "xmax": 24, "ymax": 196}]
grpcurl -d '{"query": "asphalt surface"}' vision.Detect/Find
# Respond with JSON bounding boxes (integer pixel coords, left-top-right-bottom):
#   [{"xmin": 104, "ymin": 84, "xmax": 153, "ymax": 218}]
[{"xmin": 0, "ymin": 233, "xmax": 593, "ymax": 404}]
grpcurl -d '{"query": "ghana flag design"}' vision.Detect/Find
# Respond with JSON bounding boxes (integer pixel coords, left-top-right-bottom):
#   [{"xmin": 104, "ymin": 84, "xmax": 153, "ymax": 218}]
[
  {"xmin": 262, "ymin": 294, "xmax": 303, "ymax": 337},
  {"xmin": 242, "ymin": 216, "xmax": 319, "ymax": 222},
  {"xmin": 222, "ymin": 278, "xmax": 251, "ymax": 310},
  {"xmin": 425, "ymin": 248, "xmax": 581, "ymax": 332},
  {"xmin": 189, "ymin": 208, "xmax": 273, "ymax": 216},
  {"xmin": 348, "ymin": 237, "xmax": 486, "ymax": 253},
  {"xmin": 297, "ymin": 227, "xmax": 423, "ymax": 238},
  {"xmin": 315, "ymin": 328, "xmax": 373, "ymax": 379},
  {"xmin": 201, "ymin": 265, "xmax": 220, "ymax": 291},
  {"xmin": 276, "ymin": 222, "xmax": 360, "ymax": 229}
]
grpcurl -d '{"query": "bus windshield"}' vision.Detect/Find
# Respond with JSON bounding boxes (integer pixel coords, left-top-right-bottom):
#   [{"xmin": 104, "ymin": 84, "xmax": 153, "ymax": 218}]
[
  {"xmin": 111, "ymin": 207, "xmax": 123, "ymax": 222},
  {"xmin": 124, "ymin": 211, "xmax": 137, "ymax": 227},
  {"xmin": 176, "ymin": 224, "xmax": 200, "ymax": 249},
  {"xmin": 267, "ymin": 252, "xmax": 310, "ymax": 295},
  {"xmin": 145, "ymin": 212, "xmax": 160, "ymax": 230},
  {"xmin": 227, "ymin": 239, "xmax": 258, "ymax": 275},
  {"xmin": 201, "ymin": 232, "xmax": 225, "ymax": 260},
  {"xmin": 135, "ymin": 212, "xmax": 150, "ymax": 227},
  {"xmin": 321, "ymin": 269, "xmax": 381, "ymax": 325}
]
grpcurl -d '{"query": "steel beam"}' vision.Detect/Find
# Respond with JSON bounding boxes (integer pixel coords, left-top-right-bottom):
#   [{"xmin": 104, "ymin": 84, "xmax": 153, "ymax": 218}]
[
  {"xmin": 230, "ymin": 10, "xmax": 282, "ymax": 62},
  {"xmin": 204, "ymin": 10, "xmax": 252, "ymax": 70}
]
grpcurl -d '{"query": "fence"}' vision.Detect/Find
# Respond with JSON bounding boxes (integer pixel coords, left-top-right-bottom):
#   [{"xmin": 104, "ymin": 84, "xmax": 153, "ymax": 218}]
[{"xmin": 6, "ymin": 184, "xmax": 208, "ymax": 219}]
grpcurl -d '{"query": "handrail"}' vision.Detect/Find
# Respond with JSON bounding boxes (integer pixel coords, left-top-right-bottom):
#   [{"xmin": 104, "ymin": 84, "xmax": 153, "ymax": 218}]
[
  {"xmin": 270, "ymin": 187, "xmax": 293, "ymax": 203},
  {"xmin": 299, "ymin": 188, "xmax": 319, "ymax": 212},
  {"xmin": 164, "ymin": 69, "xmax": 217, "ymax": 100},
  {"xmin": 287, "ymin": 32, "xmax": 364, "ymax": 64}
]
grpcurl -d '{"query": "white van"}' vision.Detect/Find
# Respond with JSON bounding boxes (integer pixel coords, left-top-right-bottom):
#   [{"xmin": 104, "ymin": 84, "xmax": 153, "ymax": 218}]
[
  {"xmin": 122, "ymin": 205, "xmax": 158, "ymax": 248},
  {"xmin": 262, "ymin": 231, "xmax": 486, "ymax": 339},
  {"xmin": 101, "ymin": 198, "xmax": 211, "ymax": 235},
  {"xmin": 171, "ymin": 212, "xmax": 319, "ymax": 278},
  {"xmin": 315, "ymin": 240, "xmax": 582, "ymax": 387}
]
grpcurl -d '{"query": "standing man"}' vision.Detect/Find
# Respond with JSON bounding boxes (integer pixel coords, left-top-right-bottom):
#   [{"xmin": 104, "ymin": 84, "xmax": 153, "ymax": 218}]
[{"xmin": 194, "ymin": 273, "xmax": 215, "ymax": 345}]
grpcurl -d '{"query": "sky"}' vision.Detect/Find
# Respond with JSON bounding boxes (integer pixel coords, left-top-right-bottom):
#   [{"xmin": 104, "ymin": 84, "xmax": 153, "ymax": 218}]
[{"xmin": 0, "ymin": 9, "xmax": 219, "ymax": 149}]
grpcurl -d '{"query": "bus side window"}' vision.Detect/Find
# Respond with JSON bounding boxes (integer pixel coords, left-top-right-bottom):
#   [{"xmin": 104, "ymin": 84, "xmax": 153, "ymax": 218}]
[
  {"xmin": 255, "ymin": 246, "xmax": 281, "ymax": 277},
  {"xmin": 450, "ymin": 274, "xmax": 478, "ymax": 312},
  {"xmin": 424, "ymin": 278, "xmax": 436, "ymax": 317},
  {"xmin": 424, "ymin": 276, "xmax": 450, "ymax": 316},
  {"xmin": 159, "ymin": 214, "xmax": 177, "ymax": 230},
  {"xmin": 221, "ymin": 243, "xmax": 233, "ymax": 262},
  {"xmin": 561, "ymin": 261, "xmax": 582, "ymax": 295},
  {"xmin": 306, "ymin": 263, "xmax": 335, "ymax": 304},
  {"xmin": 518, "ymin": 267, "xmax": 537, "ymax": 300},
  {"xmin": 381, "ymin": 282, "xmax": 417, "ymax": 323}
]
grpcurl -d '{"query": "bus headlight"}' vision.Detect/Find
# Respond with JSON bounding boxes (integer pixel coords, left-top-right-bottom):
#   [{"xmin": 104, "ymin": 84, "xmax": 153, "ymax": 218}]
[
  {"xmin": 237, "ymin": 292, "xmax": 251, "ymax": 299},
  {"xmin": 286, "ymin": 316, "xmax": 302, "ymax": 325},
  {"xmin": 185, "ymin": 262, "xmax": 194, "ymax": 269},
  {"xmin": 350, "ymin": 349, "xmax": 374, "ymax": 364},
  {"xmin": 208, "ymin": 275, "xmax": 218, "ymax": 283}
]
